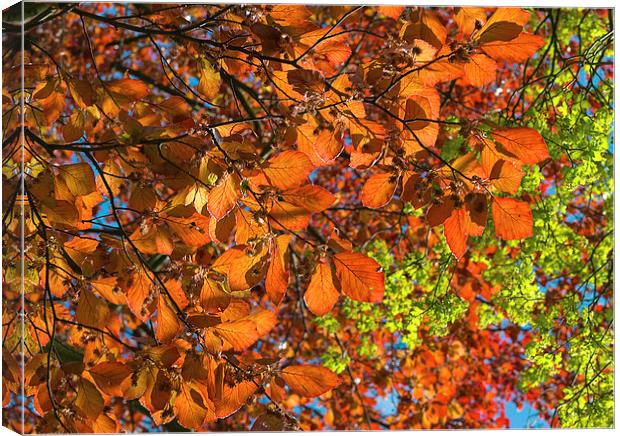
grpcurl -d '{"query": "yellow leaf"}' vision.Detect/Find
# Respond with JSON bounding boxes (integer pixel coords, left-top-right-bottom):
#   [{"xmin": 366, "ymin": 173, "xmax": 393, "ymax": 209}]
[
  {"xmin": 62, "ymin": 111, "xmax": 85, "ymax": 142},
  {"xmin": 197, "ymin": 59, "xmax": 221, "ymax": 99},
  {"xmin": 76, "ymin": 288, "xmax": 109, "ymax": 328},
  {"xmin": 56, "ymin": 163, "xmax": 96, "ymax": 197}
]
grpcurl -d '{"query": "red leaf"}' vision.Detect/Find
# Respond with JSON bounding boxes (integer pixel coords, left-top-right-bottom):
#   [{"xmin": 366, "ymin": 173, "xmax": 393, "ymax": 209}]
[
  {"xmin": 265, "ymin": 235, "xmax": 292, "ymax": 305},
  {"xmin": 443, "ymin": 209, "xmax": 470, "ymax": 259},
  {"xmin": 491, "ymin": 127, "xmax": 550, "ymax": 164},
  {"xmin": 333, "ymin": 251, "xmax": 384, "ymax": 303},
  {"xmin": 492, "ymin": 197, "xmax": 533, "ymax": 240},
  {"xmin": 304, "ymin": 261, "xmax": 340, "ymax": 316}
]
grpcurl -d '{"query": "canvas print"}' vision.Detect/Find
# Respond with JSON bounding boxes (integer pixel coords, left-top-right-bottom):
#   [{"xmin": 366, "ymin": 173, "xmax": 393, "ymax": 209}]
[{"xmin": 1, "ymin": 1, "xmax": 614, "ymax": 433}]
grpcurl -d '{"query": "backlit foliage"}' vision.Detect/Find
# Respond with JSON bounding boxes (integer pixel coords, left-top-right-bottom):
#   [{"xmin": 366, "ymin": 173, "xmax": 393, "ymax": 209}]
[{"xmin": 2, "ymin": 3, "xmax": 613, "ymax": 432}]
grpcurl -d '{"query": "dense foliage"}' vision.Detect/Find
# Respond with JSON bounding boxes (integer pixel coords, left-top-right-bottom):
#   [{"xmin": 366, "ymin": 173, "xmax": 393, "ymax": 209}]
[{"xmin": 2, "ymin": 3, "xmax": 614, "ymax": 432}]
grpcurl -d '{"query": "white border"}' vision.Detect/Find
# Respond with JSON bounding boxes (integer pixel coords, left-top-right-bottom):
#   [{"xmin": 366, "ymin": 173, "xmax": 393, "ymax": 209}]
[{"xmin": 0, "ymin": 1, "xmax": 616, "ymax": 435}]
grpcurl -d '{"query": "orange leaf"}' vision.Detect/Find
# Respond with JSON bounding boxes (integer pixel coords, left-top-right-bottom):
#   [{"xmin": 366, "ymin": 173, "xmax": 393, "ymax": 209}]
[
  {"xmin": 68, "ymin": 79, "xmax": 95, "ymax": 108},
  {"xmin": 164, "ymin": 278, "xmax": 189, "ymax": 310},
  {"xmin": 314, "ymin": 128, "xmax": 344, "ymax": 163},
  {"xmin": 212, "ymin": 245, "xmax": 269, "ymax": 292},
  {"xmin": 427, "ymin": 198, "xmax": 456, "ymax": 227},
  {"xmin": 333, "ymin": 251, "xmax": 384, "ymax": 303},
  {"xmin": 261, "ymin": 150, "xmax": 314, "ymax": 190},
  {"xmin": 91, "ymin": 277, "xmax": 125, "ymax": 305},
  {"xmin": 484, "ymin": 159, "xmax": 524, "ymax": 194},
  {"xmin": 207, "ymin": 172, "xmax": 240, "ymax": 220},
  {"xmin": 360, "ymin": 172, "xmax": 399, "ymax": 209},
  {"xmin": 74, "ymin": 379, "xmax": 104, "ymax": 420},
  {"xmin": 214, "ymin": 380, "xmax": 258, "ymax": 419},
  {"xmin": 200, "ymin": 278, "xmax": 231, "ymax": 312},
  {"xmin": 280, "ymin": 364, "xmax": 340, "ymax": 397},
  {"xmin": 492, "ymin": 197, "xmax": 533, "ymax": 240},
  {"xmin": 89, "ymin": 362, "xmax": 131, "ymax": 397},
  {"xmin": 197, "ymin": 59, "xmax": 221, "ymax": 99},
  {"xmin": 63, "ymin": 111, "xmax": 85, "ymax": 142},
  {"xmin": 463, "ymin": 54, "xmax": 497, "ymax": 87},
  {"xmin": 174, "ymin": 383, "xmax": 215, "ymax": 429},
  {"xmin": 378, "ymin": 6, "xmax": 404, "ymax": 20},
  {"xmin": 476, "ymin": 8, "xmax": 531, "ymax": 43},
  {"xmin": 491, "ymin": 127, "xmax": 550, "ymax": 164},
  {"xmin": 465, "ymin": 193, "xmax": 488, "ymax": 236},
  {"xmin": 482, "ymin": 33, "xmax": 545, "ymax": 63},
  {"xmin": 455, "ymin": 7, "xmax": 487, "ymax": 35},
  {"xmin": 443, "ymin": 209, "xmax": 470, "ymax": 259},
  {"xmin": 246, "ymin": 309, "xmax": 278, "ymax": 337},
  {"xmin": 283, "ymin": 184, "xmax": 336, "ymax": 213},
  {"xmin": 76, "ymin": 289, "xmax": 109, "ymax": 328},
  {"xmin": 56, "ymin": 163, "xmax": 96, "ymax": 197},
  {"xmin": 107, "ymin": 78, "xmax": 149, "ymax": 100},
  {"xmin": 304, "ymin": 261, "xmax": 340, "ymax": 316},
  {"xmin": 265, "ymin": 235, "xmax": 292, "ymax": 305},
  {"xmin": 39, "ymin": 90, "xmax": 65, "ymax": 125},
  {"xmin": 155, "ymin": 294, "xmax": 182, "ymax": 343},
  {"xmin": 268, "ymin": 199, "xmax": 311, "ymax": 231},
  {"xmin": 167, "ymin": 211, "xmax": 212, "ymax": 247},
  {"xmin": 127, "ymin": 271, "xmax": 154, "ymax": 322},
  {"xmin": 212, "ymin": 319, "xmax": 260, "ymax": 351},
  {"xmin": 130, "ymin": 225, "xmax": 174, "ymax": 255}
]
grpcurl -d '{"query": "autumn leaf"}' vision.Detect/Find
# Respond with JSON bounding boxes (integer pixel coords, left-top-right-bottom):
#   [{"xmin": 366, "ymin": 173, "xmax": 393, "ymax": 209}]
[
  {"xmin": 56, "ymin": 163, "xmax": 97, "ymax": 197},
  {"xmin": 265, "ymin": 235, "xmax": 292, "ymax": 305},
  {"xmin": 443, "ymin": 209, "xmax": 470, "ymax": 259},
  {"xmin": 280, "ymin": 365, "xmax": 340, "ymax": 397},
  {"xmin": 360, "ymin": 172, "xmax": 399, "ymax": 209},
  {"xmin": 212, "ymin": 320, "xmax": 260, "ymax": 352},
  {"xmin": 481, "ymin": 32, "xmax": 545, "ymax": 63},
  {"xmin": 463, "ymin": 54, "xmax": 498, "ymax": 87},
  {"xmin": 74, "ymin": 379, "xmax": 104, "ymax": 420},
  {"xmin": 491, "ymin": 127, "xmax": 550, "ymax": 164},
  {"xmin": 76, "ymin": 289, "xmax": 109, "ymax": 328},
  {"xmin": 89, "ymin": 362, "xmax": 132, "ymax": 397},
  {"xmin": 282, "ymin": 184, "xmax": 336, "ymax": 212},
  {"xmin": 455, "ymin": 7, "xmax": 487, "ymax": 35},
  {"xmin": 174, "ymin": 383, "xmax": 215, "ymax": 429},
  {"xmin": 304, "ymin": 261, "xmax": 340, "ymax": 315},
  {"xmin": 333, "ymin": 251, "xmax": 384, "ymax": 303},
  {"xmin": 91, "ymin": 277, "xmax": 125, "ymax": 305},
  {"xmin": 156, "ymin": 294, "xmax": 183, "ymax": 343},
  {"xmin": 476, "ymin": 8, "xmax": 531, "ymax": 44},
  {"xmin": 127, "ymin": 271, "xmax": 154, "ymax": 322},
  {"xmin": 492, "ymin": 197, "xmax": 533, "ymax": 240},
  {"xmin": 198, "ymin": 59, "xmax": 221, "ymax": 99},
  {"xmin": 106, "ymin": 78, "xmax": 149, "ymax": 100},
  {"xmin": 260, "ymin": 150, "xmax": 314, "ymax": 190},
  {"xmin": 214, "ymin": 380, "xmax": 258, "ymax": 419},
  {"xmin": 200, "ymin": 277, "xmax": 231, "ymax": 312},
  {"xmin": 212, "ymin": 245, "xmax": 269, "ymax": 292},
  {"xmin": 207, "ymin": 172, "xmax": 240, "ymax": 220},
  {"xmin": 63, "ymin": 111, "xmax": 85, "ymax": 142}
]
